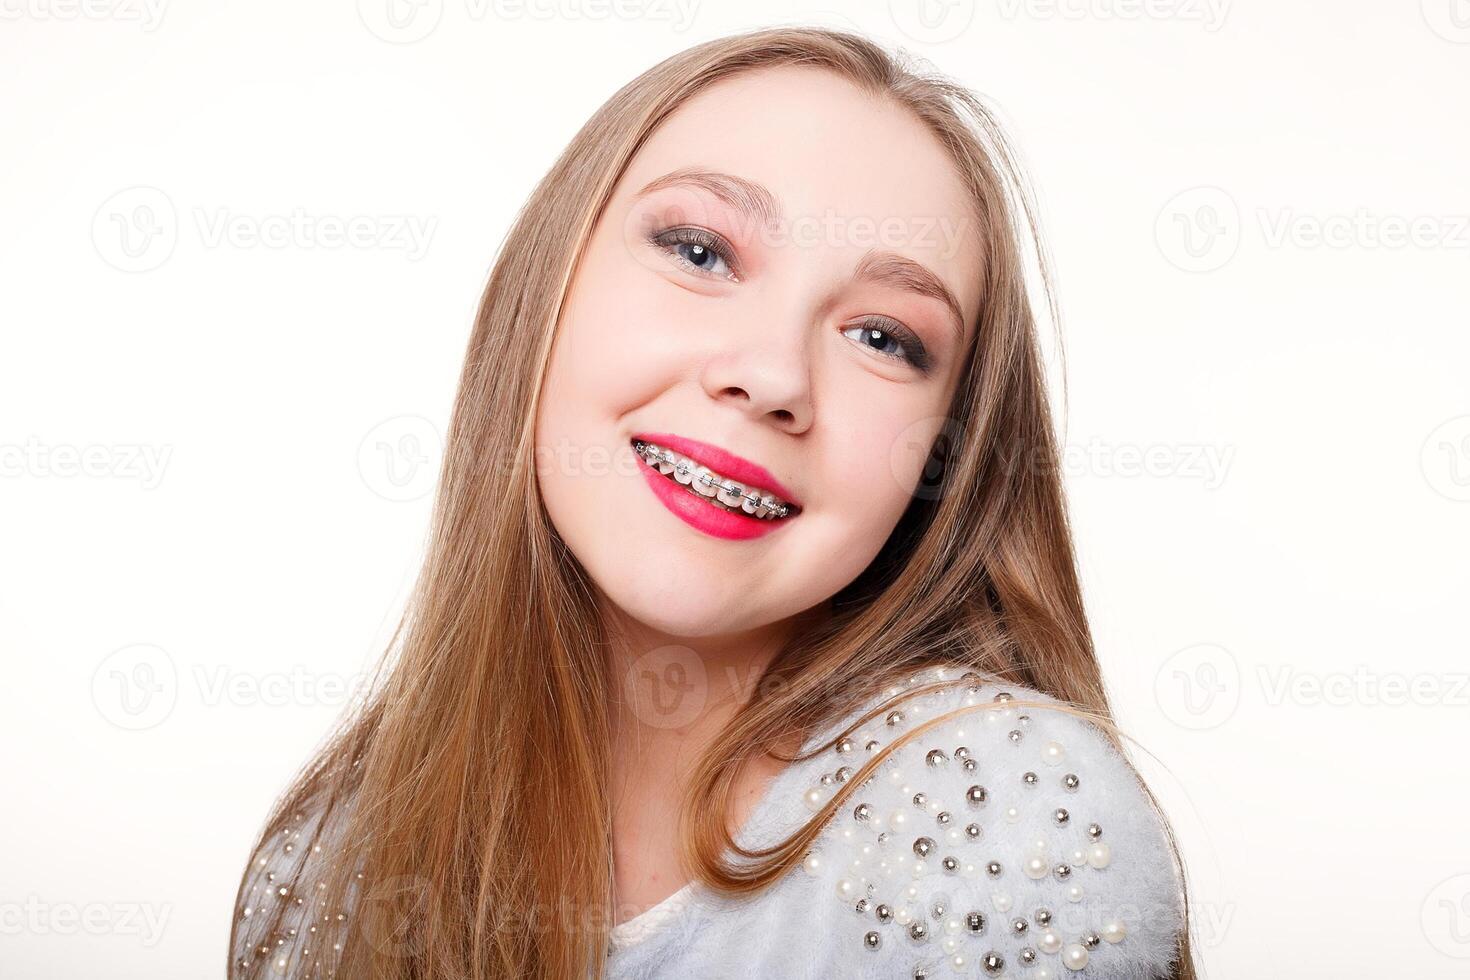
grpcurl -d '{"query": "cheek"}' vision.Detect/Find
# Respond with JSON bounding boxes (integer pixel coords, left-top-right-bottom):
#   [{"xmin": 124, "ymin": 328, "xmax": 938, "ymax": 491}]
[{"xmin": 812, "ymin": 395, "xmax": 947, "ymax": 549}]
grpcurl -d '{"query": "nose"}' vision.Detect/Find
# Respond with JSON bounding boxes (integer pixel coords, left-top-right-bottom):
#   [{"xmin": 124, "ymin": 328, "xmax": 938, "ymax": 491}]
[{"xmin": 698, "ymin": 318, "xmax": 815, "ymax": 434}]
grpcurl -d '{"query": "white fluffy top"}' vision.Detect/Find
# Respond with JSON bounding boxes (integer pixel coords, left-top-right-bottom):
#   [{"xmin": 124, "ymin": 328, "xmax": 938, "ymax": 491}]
[{"xmin": 230, "ymin": 666, "xmax": 1186, "ymax": 979}]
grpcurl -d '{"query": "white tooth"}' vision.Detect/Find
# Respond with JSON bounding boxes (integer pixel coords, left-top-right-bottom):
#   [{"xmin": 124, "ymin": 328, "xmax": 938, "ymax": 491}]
[
  {"xmin": 638, "ymin": 441, "xmax": 791, "ymax": 517},
  {"xmin": 692, "ymin": 466, "xmax": 719, "ymax": 497}
]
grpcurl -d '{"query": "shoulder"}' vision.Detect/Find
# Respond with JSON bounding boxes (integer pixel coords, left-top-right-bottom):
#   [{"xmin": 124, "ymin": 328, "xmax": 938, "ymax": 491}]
[
  {"xmin": 229, "ymin": 786, "xmax": 363, "ymax": 978},
  {"xmin": 794, "ymin": 666, "xmax": 1184, "ymax": 979}
]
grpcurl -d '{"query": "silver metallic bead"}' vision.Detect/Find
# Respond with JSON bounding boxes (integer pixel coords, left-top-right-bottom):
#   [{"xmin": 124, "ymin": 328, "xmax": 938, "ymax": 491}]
[
  {"xmin": 864, "ymin": 930, "xmax": 882, "ymax": 951},
  {"xmin": 966, "ymin": 785, "xmax": 988, "ymax": 807},
  {"xmin": 936, "ymin": 811, "xmax": 952, "ymax": 826},
  {"xmin": 908, "ymin": 920, "xmax": 929, "ymax": 942},
  {"xmin": 1035, "ymin": 907, "xmax": 1053, "ymax": 926},
  {"xmin": 836, "ymin": 737, "xmax": 854, "ymax": 754},
  {"xmin": 965, "ymin": 823, "xmax": 982, "ymax": 840},
  {"xmin": 1053, "ymin": 807, "xmax": 1070, "ymax": 826},
  {"xmin": 913, "ymin": 836, "xmax": 936, "ymax": 858},
  {"xmin": 913, "ymin": 967, "xmax": 930, "ymax": 980},
  {"xmin": 1022, "ymin": 771, "xmax": 1038, "ymax": 786},
  {"xmin": 1020, "ymin": 946, "xmax": 1037, "ymax": 964},
  {"xmin": 1084, "ymin": 932, "xmax": 1101, "ymax": 949},
  {"xmin": 1054, "ymin": 863, "xmax": 1072, "ymax": 881},
  {"xmin": 912, "ymin": 792, "xmax": 928, "ymax": 809},
  {"xmin": 941, "ymin": 856, "xmax": 959, "ymax": 874},
  {"xmin": 994, "ymin": 692, "xmax": 1013, "ymax": 703},
  {"xmin": 1063, "ymin": 773, "xmax": 1080, "ymax": 791},
  {"xmin": 982, "ymin": 951, "xmax": 1005, "ymax": 975},
  {"xmin": 954, "ymin": 746, "xmax": 971, "ymax": 761},
  {"xmin": 1011, "ymin": 916, "xmax": 1029, "ymax": 935},
  {"xmin": 820, "ymin": 773, "xmax": 835, "ymax": 786},
  {"xmin": 855, "ymin": 898, "xmax": 871, "ymax": 915},
  {"xmin": 925, "ymin": 749, "xmax": 949, "ymax": 768},
  {"xmin": 854, "ymin": 803, "xmax": 872, "ymax": 822},
  {"xmin": 866, "ymin": 739, "xmax": 881, "ymax": 753},
  {"xmin": 962, "ymin": 671, "xmax": 983, "ymax": 692},
  {"xmin": 930, "ymin": 896, "xmax": 948, "ymax": 919},
  {"xmin": 886, "ymin": 711, "xmax": 905, "ymax": 727},
  {"xmin": 876, "ymin": 903, "xmax": 893, "ymax": 923},
  {"xmin": 962, "ymin": 759, "xmax": 978, "ymax": 773},
  {"xmin": 986, "ymin": 861, "xmax": 1003, "ymax": 878},
  {"xmin": 1088, "ymin": 823, "xmax": 1103, "ymax": 839},
  {"xmin": 836, "ymin": 766, "xmax": 854, "ymax": 783},
  {"xmin": 1007, "ymin": 729, "xmax": 1023, "ymax": 744},
  {"xmin": 965, "ymin": 910, "xmax": 986, "ymax": 933}
]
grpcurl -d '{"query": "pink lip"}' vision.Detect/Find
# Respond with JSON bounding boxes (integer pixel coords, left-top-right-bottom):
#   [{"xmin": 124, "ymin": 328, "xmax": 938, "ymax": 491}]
[{"xmin": 631, "ymin": 432, "xmax": 801, "ymax": 507}]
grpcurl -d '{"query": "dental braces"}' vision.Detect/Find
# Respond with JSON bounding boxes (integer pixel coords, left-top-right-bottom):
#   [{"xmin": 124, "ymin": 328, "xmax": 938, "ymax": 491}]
[{"xmin": 633, "ymin": 439, "xmax": 793, "ymax": 518}]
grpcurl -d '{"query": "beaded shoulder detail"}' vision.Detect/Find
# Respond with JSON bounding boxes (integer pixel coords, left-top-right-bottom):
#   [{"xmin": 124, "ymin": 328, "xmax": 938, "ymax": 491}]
[
  {"xmin": 229, "ymin": 790, "xmax": 363, "ymax": 979},
  {"xmin": 796, "ymin": 666, "xmax": 1184, "ymax": 979}
]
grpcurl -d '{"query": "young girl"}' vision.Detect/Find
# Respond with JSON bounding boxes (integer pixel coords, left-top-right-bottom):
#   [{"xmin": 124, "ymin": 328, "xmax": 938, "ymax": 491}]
[{"xmin": 229, "ymin": 26, "xmax": 1195, "ymax": 979}]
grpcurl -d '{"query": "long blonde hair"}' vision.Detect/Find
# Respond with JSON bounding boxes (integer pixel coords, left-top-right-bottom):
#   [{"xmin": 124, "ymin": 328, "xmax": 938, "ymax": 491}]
[{"xmin": 230, "ymin": 25, "xmax": 1197, "ymax": 979}]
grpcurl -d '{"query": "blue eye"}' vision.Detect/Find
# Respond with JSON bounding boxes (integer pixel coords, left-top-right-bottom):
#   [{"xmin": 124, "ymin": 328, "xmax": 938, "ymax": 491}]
[
  {"xmin": 843, "ymin": 318, "xmax": 932, "ymax": 373},
  {"xmin": 649, "ymin": 226, "xmax": 739, "ymax": 280}
]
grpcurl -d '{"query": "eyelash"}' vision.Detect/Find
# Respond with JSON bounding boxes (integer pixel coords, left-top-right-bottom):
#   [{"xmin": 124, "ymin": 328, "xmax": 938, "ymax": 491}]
[{"xmin": 646, "ymin": 225, "xmax": 933, "ymax": 373}]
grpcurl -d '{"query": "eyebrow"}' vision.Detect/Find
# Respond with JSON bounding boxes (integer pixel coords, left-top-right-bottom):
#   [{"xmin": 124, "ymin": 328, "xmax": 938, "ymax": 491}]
[{"xmin": 634, "ymin": 167, "xmax": 968, "ymax": 343}]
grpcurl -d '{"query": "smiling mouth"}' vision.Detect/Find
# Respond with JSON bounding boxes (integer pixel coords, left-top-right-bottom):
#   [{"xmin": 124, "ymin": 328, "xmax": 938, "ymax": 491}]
[{"xmin": 632, "ymin": 438, "xmax": 802, "ymax": 520}]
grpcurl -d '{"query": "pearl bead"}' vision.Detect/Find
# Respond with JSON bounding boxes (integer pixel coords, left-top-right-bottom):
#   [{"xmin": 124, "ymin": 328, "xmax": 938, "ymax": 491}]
[
  {"xmin": 1061, "ymin": 944, "xmax": 1089, "ymax": 970},
  {"xmin": 1066, "ymin": 884, "xmax": 1084, "ymax": 902},
  {"xmin": 951, "ymin": 953, "xmax": 966, "ymax": 970},
  {"xmin": 912, "ymin": 860, "xmax": 930, "ymax": 878},
  {"xmin": 890, "ymin": 809, "xmax": 911, "ymax": 833},
  {"xmin": 1028, "ymin": 835, "xmax": 1048, "ymax": 852},
  {"xmin": 1088, "ymin": 842, "xmax": 1111, "ymax": 869},
  {"xmin": 1042, "ymin": 740, "xmax": 1065, "ymax": 765},
  {"xmin": 944, "ymin": 915, "xmax": 963, "ymax": 935},
  {"xmin": 896, "ymin": 906, "xmax": 914, "ymax": 925},
  {"xmin": 991, "ymin": 891, "xmax": 1012, "ymax": 912},
  {"xmin": 1024, "ymin": 856, "xmax": 1048, "ymax": 880},
  {"xmin": 1037, "ymin": 929, "xmax": 1062, "ymax": 954},
  {"xmin": 1035, "ymin": 968, "xmax": 1055, "ymax": 980},
  {"xmin": 1004, "ymin": 806, "xmax": 1020, "ymax": 823},
  {"xmin": 941, "ymin": 935, "xmax": 960, "ymax": 954},
  {"xmin": 1101, "ymin": 918, "xmax": 1126, "ymax": 943},
  {"xmin": 802, "ymin": 853, "xmax": 823, "ymax": 876},
  {"xmin": 1069, "ymin": 848, "xmax": 1087, "ymax": 866},
  {"xmin": 802, "ymin": 786, "xmax": 828, "ymax": 812},
  {"xmin": 835, "ymin": 878, "xmax": 857, "ymax": 901}
]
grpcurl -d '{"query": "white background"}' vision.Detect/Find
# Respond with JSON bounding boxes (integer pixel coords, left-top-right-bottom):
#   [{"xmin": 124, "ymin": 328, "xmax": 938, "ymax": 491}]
[{"xmin": 2, "ymin": 1, "xmax": 1468, "ymax": 977}]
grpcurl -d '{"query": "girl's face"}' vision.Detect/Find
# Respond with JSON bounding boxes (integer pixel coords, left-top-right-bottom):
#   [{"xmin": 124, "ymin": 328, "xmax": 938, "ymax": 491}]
[{"xmin": 535, "ymin": 66, "xmax": 982, "ymax": 641}]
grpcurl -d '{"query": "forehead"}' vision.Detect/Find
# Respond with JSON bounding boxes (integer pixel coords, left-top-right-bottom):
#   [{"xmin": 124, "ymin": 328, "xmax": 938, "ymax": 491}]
[{"xmin": 614, "ymin": 65, "xmax": 984, "ymax": 335}]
